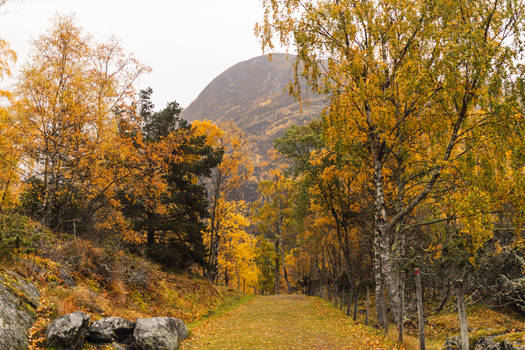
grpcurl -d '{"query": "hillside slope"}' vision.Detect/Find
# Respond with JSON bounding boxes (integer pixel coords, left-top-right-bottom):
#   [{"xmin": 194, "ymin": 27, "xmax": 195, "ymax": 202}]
[
  {"xmin": 0, "ymin": 216, "xmax": 243, "ymax": 349},
  {"xmin": 181, "ymin": 53, "xmax": 326, "ymax": 167}
]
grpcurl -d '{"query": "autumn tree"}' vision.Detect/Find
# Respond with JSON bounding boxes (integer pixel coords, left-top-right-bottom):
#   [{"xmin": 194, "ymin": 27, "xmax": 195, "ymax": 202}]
[
  {"xmin": 120, "ymin": 90, "xmax": 223, "ymax": 270},
  {"xmin": 255, "ymin": 236, "xmax": 277, "ymax": 295},
  {"xmin": 275, "ymin": 120, "xmax": 373, "ymax": 298},
  {"xmin": 212, "ymin": 200, "xmax": 257, "ymax": 290},
  {"xmin": 192, "ymin": 120, "xmax": 253, "ymax": 282},
  {"xmin": 0, "ymin": 37, "xmax": 19, "ymax": 210},
  {"xmin": 0, "ymin": 26, "xmax": 23, "ymax": 235},
  {"xmin": 253, "ymin": 165, "xmax": 295, "ymax": 294},
  {"xmin": 16, "ymin": 15, "xmax": 150, "ymax": 235},
  {"xmin": 258, "ymin": 0, "xmax": 525, "ymax": 330}
]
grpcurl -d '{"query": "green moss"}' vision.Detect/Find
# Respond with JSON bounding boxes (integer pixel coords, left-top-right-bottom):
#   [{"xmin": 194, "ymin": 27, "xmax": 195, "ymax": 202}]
[
  {"xmin": 494, "ymin": 331, "xmax": 525, "ymax": 344},
  {"xmin": 83, "ymin": 278, "xmax": 101, "ymax": 294},
  {"xmin": 46, "ymin": 273, "xmax": 59, "ymax": 284},
  {"xmin": 0, "ymin": 269, "xmax": 36, "ymax": 306},
  {"xmin": 469, "ymin": 329, "xmax": 504, "ymax": 348},
  {"xmin": 19, "ymin": 301, "xmax": 36, "ymax": 316},
  {"xmin": 130, "ymin": 290, "xmax": 149, "ymax": 312},
  {"xmin": 190, "ymin": 293, "xmax": 253, "ymax": 329}
]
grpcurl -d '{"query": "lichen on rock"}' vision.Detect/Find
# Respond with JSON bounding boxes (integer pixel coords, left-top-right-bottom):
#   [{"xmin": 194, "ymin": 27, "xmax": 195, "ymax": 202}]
[{"xmin": 0, "ymin": 269, "xmax": 40, "ymax": 350}]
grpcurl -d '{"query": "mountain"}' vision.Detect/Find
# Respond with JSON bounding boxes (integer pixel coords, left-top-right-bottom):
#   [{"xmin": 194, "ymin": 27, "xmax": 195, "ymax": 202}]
[{"xmin": 181, "ymin": 53, "xmax": 326, "ymax": 168}]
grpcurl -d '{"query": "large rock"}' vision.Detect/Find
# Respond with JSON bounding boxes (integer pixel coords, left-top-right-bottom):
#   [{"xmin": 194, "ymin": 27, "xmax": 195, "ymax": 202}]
[
  {"xmin": 132, "ymin": 317, "xmax": 187, "ymax": 350},
  {"xmin": 444, "ymin": 337, "xmax": 461, "ymax": 350},
  {"xmin": 87, "ymin": 316, "xmax": 135, "ymax": 343},
  {"xmin": 172, "ymin": 318, "xmax": 188, "ymax": 341},
  {"xmin": 502, "ymin": 341, "xmax": 525, "ymax": 350},
  {"xmin": 468, "ymin": 336, "xmax": 525, "ymax": 350},
  {"xmin": 475, "ymin": 337, "xmax": 501, "ymax": 350},
  {"xmin": 46, "ymin": 311, "xmax": 90, "ymax": 349},
  {"xmin": 0, "ymin": 269, "xmax": 40, "ymax": 350}
]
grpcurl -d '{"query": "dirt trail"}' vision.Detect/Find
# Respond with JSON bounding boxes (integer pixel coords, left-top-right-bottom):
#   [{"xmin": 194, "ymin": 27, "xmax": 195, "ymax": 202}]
[{"xmin": 181, "ymin": 294, "xmax": 402, "ymax": 349}]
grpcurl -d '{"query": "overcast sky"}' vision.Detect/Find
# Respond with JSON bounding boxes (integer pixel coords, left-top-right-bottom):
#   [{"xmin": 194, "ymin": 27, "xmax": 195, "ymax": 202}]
[{"xmin": 1, "ymin": 0, "xmax": 271, "ymax": 108}]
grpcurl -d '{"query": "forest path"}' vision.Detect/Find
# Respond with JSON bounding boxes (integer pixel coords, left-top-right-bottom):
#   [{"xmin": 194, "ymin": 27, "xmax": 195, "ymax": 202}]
[{"xmin": 181, "ymin": 294, "xmax": 402, "ymax": 350}]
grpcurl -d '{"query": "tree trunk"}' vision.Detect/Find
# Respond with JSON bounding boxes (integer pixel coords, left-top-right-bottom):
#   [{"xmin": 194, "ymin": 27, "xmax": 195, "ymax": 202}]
[
  {"xmin": 147, "ymin": 228, "xmax": 155, "ymax": 248},
  {"xmin": 366, "ymin": 286, "xmax": 370, "ymax": 326},
  {"xmin": 374, "ymin": 234, "xmax": 388, "ymax": 330},
  {"xmin": 398, "ymin": 276, "xmax": 405, "ymax": 343},
  {"xmin": 373, "ymin": 154, "xmax": 389, "ymax": 331},
  {"xmin": 435, "ymin": 281, "xmax": 450, "ymax": 314},
  {"xmin": 353, "ymin": 288, "xmax": 358, "ymax": 321},
  {"xmin": 382, "ymin": 241, "xmax": 402, "ymax": 329},
  {"xmin": 346, "ymin": 291, "xmax": 352, "ymax": 316},
  {"xmin": 283, "ymin": 264, "xmax": 292, "ymax": 294},
  {"xmin": 274, "ymin": 239, "xmax": 280, "ymax": 295},
  {"xmin": 457, "ymin": 280, "xmax": 469, "ymax": 350}
]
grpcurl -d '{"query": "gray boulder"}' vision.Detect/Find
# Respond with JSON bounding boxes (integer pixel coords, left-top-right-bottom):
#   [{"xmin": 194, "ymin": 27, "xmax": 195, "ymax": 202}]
[
  {"xmin": 172, "ymin": 318, "xmax": 188, "ymax": 340},
  {"xmin": 502, "ymin": 341, "xmax": 525, "ymax": 350},
  {"xmin": 133, "ymin": 317, "xmax": 187, "ymax": 350},
  {"xmin": 57, "ymin": 267, "xmax": 76, "ymax": 288},
  {"xmin": 444, "ymin": 337, "xmax": 461, "ymax": 350},
  {"xmin": 112, "ymin": 343, "xmax": 128, "ymax": 350},
  {"xmin": 475, "ymin": 337, "xmax": 501, "ymax": 350},
  {"xmin": 0, "ymin": 270, "xmax": 40, "ymax": 350},
  {"xmin": 46, "ymin": 311, "xmax": 90, "ymax": 349},
  {"xmin": 87, "ymin": 316, "xmax": 135, "ymax": 343}
]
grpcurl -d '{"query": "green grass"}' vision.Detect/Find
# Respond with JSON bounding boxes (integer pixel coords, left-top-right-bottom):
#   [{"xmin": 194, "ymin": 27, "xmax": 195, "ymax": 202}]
[
  {"xmin": 181, "ymin": 294, "xmax": 403, "ymax": 350},
  {"xmin": 189, "ymin": 292, "xmax": 254, "ymax": 329}
]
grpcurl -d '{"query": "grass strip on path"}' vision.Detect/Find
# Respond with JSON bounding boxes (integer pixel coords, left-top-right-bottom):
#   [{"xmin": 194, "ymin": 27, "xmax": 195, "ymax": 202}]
[{"xmin": 182, "ymin": 294, "xmax": 404, "ymax": 350}]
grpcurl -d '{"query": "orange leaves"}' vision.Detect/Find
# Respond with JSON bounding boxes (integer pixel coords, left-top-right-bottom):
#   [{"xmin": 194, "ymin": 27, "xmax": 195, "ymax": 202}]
[
  {"xmin": 0, "ymin": 38, "xmax": 16, "ymax": 90},
  {"xmin": 0, "ymin": 36, "xmax": 21, "ymax": 210},
  {"xmin": 209, "ymin": 200, "xmax": 257, "ymax": 290},
  {"xmin": 12, "ymin": 15, "xmax": 150, "ymax": 232},
  {"xmin": 193, "ymin": 120, "xmax": 254, "ymax": 194}
]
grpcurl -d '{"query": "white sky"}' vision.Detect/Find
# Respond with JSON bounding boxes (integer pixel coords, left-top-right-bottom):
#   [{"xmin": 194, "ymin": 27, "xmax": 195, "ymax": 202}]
[{"xmin": 0, "ymin": 0, "xmax": 270, "ymax": 108}]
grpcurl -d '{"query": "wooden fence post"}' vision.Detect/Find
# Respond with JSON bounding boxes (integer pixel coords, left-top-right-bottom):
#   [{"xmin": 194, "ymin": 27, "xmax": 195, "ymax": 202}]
[
  {"xmin": 457, "ymin": 280, "xmax": 469, "ymax": 350},
  {"xmin": 415, "ymin": 268, "xmax": 426, "ymax": 350}
]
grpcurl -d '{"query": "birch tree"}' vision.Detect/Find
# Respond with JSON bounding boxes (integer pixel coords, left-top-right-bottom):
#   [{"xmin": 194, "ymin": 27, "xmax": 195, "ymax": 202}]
[{"xmin": 257, "ymin": 0, "xmax": 525, "ymax": 330}]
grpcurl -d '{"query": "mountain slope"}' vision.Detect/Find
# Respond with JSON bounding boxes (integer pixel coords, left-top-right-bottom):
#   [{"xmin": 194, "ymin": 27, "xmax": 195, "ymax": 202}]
[{"xmin": 181, "ymin": 53, "xmax": 326, "ymax": 166}]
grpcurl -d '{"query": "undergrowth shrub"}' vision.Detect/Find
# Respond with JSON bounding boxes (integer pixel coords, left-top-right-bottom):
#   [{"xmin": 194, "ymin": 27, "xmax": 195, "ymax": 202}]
[
  {"xmin": 474, "ymin": 244, "xmax": 525, "ymax": 314},
  {"xmin": 46, "ymin": 236, "xmax": 155, "ymax": 290},
  {"xmin": 0, "ymin": 213, "xmax": 51, "ymax": 260}
]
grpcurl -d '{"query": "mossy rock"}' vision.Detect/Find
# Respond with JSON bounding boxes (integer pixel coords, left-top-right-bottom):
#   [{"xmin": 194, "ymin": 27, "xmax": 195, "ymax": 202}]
[
  {"xmin": 494, "ymin": 331, "xmax": 525, "ymax": 346},
  {"xmin": 0, "ymin": 268, "xmax": 40, "ymax": 349},
  {"xmin": 470, "ymin": 329, "xmax": 507, "ymax": 348}
]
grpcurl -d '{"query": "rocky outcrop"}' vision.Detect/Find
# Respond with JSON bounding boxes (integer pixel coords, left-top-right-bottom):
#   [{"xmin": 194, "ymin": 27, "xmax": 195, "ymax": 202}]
[
  {"xmin": 45, "ymin": 313, "xmax": 189, "ymax": 349},
  {"xmin": 475, "ymin": 337, "xmax": 501, "ymax": 350},
  {"xmin": 171, "ymin": 317, "xmax": 189, "ymax": 341},
  {"xmin": 87, "ymin": 316, "xmax": 135, "ymax": 344},
  {"xmin": 501, "ymin": 342, "xmax": 525, "ymax": 350},
  {"xmin": 46, "ymin": 311, "xmax": 90, "ymax": 349},
  {"xmin": 444, "ymin": 336, "xmax": 525, "ymax": 350},
  {"xmin": 444, "ymin": 337, "xmax": 461, "ymax": 350},
  {"xmin": 132, "ymin": 317, "xmax": 184, "ymax": 350},
  {"xmin": 0, "ymin": 269, "xmax": 40, "ymax": 350}
]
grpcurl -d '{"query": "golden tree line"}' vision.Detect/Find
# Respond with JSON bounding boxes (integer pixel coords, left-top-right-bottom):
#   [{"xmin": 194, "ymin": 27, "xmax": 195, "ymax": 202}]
[
  {"xmin": 0, "ymin": 15, "xmax": 261, "ymax": 290},
  {"xmin": 254, "ymin": 0, "xmax": 525, "ymax": 336}
]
